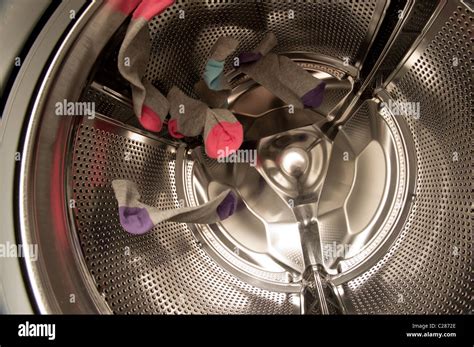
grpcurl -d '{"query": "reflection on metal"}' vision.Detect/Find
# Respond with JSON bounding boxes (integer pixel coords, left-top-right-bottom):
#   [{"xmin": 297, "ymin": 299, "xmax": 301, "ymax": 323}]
[
  {"xmin": 301, "ymin": 265, "xmax": 346, "ymax": 315},
  {"xmin": 8, "ymin": 0, "xmax": 470, "ymax": 315},
  {"xmin": 319, "ymin": 100, "xmax": 410, "ymax": 277},
  {"xmin": 342, "ymin": 0, "xmax": 472, "ymax": 314},
  {"xmin": 185, "ymin": 95, "xmax": 411, "ymax": 314},
  {"xmin": 257, "ymin": 124, "xmax": 340, "ymax": 314}
]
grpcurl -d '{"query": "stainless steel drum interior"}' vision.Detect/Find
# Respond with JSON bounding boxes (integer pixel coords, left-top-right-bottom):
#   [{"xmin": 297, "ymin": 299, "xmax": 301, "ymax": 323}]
[{"xmin": 11, "ymin": 0, "xmax": 472, "ymax": 314}]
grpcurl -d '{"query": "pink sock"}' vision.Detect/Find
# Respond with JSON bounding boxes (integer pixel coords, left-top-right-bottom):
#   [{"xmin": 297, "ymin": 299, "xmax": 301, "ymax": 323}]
[
  {"xmin": 117, "ymin": 0, "xmax": 175, "ymax": 131},
  {"xmin": 204, "ymin": 109, "xmax": 243, "ymax": 159}
]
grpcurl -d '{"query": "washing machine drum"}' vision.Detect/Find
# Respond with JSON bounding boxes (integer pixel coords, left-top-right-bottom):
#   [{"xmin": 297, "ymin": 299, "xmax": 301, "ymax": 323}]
[{"xmin": 11, "ymin": 0, "xmax": 472, "ymax": 314}]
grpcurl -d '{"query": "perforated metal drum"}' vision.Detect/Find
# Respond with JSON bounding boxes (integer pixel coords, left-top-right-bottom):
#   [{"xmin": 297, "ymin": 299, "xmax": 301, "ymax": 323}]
[{"xmin": 2, "ymin": 0, "xmax": 471, "ymax": 314}]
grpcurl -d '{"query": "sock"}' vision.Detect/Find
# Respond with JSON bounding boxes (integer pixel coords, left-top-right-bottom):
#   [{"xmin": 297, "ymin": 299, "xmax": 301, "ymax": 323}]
[
  {"xmin": 203, "ymin": 36, "xmax": 239, "ymax": 91},
  {"xmin": 69, "ymin": 0, "xmax": 142, "ymax": 89},
  {"xmin": 96, "ymin": 0, "xmax": 142, "ymax": 37},
  {"xmin": 239, "ymin": 53, "xmax": 303, "ymax": 107},
  {"xmin": 117, "ymin": 0, "xmax": 174, "ymax": 132},
  {"xmin": 209, "ymin": 36, "xmax": 240, "ymax": 62},
  {"xmin": 203, "ymin": 59, "xmax": 226, "ymax": 91},
  {"xmin": 278, "ymin": 55, "xmax": 326, "ymax": 108},
  {"xmin": 106, "ymin": 0, "xmax": 141, "ymax": 14},
  {"xmin": 195, "ymin": 36, "xmax": 239, "ymax": 108},
  {"xmin": 237, "ymin": 32, "xmax": 277, "ymax": 65},
  {"xmin": 203, "ymin": 108, "xmax": 243, "ymax": 159},
  {"xmin": 194, "ymin": 80, "xmax": 230, "ymax": 109},
  {"xmin": 167, "ymin": 87, "xmax": 243, "ymax": 159},
  {"xmin": 239, "ymin": 53, "xmax": 326, "ymax": 109},
  {"xmin": 112, "ymin": 179, "xmax": 237, "ymax": 235},
  {"xmin": 167, "ymin": 86, "xmax": 207, "ymax": 138}
]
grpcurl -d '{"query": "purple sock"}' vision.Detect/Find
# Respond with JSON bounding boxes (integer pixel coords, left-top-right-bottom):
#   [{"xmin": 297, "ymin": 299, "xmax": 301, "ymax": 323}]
[
  {"xmin": 118, "ymin": 206, "xmax": 154, "ymax": 235},
  {"xmin": 216, "ymin": 191, "xmax": 238, "ymax": 219},
  {"xmin": 237, "ymin": 52, "xmax": 263, "ymax": 64},
  {"xmin": 112, "ymin": 180, "xmax": 237, "ymax": 235},
  {"xmin": 301, "ymin": 82, "xmax": 326, "ymax": 108}
]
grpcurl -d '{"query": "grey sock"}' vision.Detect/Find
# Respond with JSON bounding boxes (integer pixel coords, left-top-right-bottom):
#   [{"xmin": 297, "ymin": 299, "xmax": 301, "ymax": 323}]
[
  {"xmin": 278, "ymin": 55, "xmax": 325, "ymax": 98},
  {"xmin": 166, "ymin": 86, "xmax": 243, "ymax": 160},
  {"xmin": 254, "ymin": 32, "xmax": 278, "ymax": 56},
  {"xmin": 118, "ymin": 17, "xmax": 168, "ymax": 131},
  {"xmin": 167, "ymin": 86, "xmax": 207, "ymax": 137},
  {"xmin": 197, "ymin": 36, "xmax": 239, "ymax": 103},
  {"xmin": 237, "ymin": 32, "xmax": 277, "ymax": 64},
  {"xmin": 203, "ymin": 108, "xmax": 243, "ymax": 159},
  {"xmin": 194, "ymin": 80, "xmax": 230, "ymax": 109},
  {"xmin": 209, "ymin": 36, "xmax": 240, "ymax": 62},
  {"xmin": 118, "ymin": 21, "xmax": 149, "ymax": 117},
  {"xmin": 112, "ymin": 179, "xmax": 238, "ymax": 235},
  {"xmin": 239, "ymin": 53, "xmax": 326, "ymax": 109},
  {"xmin": 239, "ymin": 53, "xmax": 303, "ymax": 107}
]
